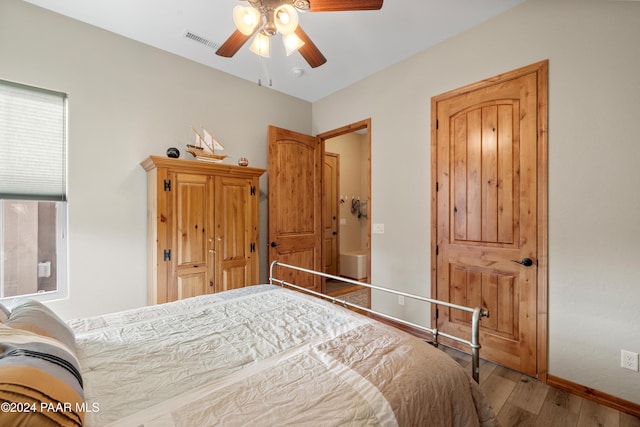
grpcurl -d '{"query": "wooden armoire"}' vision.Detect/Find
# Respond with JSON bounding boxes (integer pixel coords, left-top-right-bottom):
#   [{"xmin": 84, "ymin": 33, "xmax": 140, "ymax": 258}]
[{"xmin": 141, "ymin": 156, "xmax": 265, "ymax": 304}]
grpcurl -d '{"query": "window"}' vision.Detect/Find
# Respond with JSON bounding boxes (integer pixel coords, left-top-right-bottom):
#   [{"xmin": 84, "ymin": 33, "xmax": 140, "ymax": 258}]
[{"xmin": 0, "ymin": 80, "xmax": 68, "ymax": 301}]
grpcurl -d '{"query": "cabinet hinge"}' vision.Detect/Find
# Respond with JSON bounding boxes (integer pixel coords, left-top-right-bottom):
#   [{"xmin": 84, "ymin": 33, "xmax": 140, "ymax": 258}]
[
  {"xmin": 250, "ymin": 242, "xmax": 256, "ymax": 253},
  {"xmin": 436, "ymin": 308, "xmax": 439, "ymax": 319},
  {"xmin": 164, "ymin": 179, "xmax": 171, "ymax": 191},
  {"xmin": 250, "ymin": 186, "xmax": 256, "ymax": 196},
  {"xmin": 163, "ymin": 249, "xmax": 171, "ymax": 261}
]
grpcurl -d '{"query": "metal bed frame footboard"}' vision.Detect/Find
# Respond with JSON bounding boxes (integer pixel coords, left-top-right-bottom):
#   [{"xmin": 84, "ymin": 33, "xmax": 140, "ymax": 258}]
[{"xmin": 269, "ymin": 261, "xmax": 490, "ymax": 383}]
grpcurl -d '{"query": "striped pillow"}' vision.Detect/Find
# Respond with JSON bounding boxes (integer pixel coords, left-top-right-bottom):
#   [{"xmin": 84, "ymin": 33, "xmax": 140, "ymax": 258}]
[
  {"xmin": 0, "ymin": 303, "xmax": 9, "ymax": 323},
  {"xmin": 5, "ymin": 300, "xmax": 76, "ymax": 350},
  {"xmin": 0, "ymin": 302, "xmax": 84, "ymax": 426}
]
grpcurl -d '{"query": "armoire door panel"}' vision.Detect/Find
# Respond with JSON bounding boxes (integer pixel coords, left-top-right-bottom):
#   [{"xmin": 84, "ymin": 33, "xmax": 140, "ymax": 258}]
[
  {"xmin": 215, "ymin": 175, "xmax": 257, "ymax": 290},
  {"xmin": 174, "ymin": 173, "xmax": 212, "ymax": 267},
  {"xmin": 169, "ymin": 172, "xmax": 214, "ymax": 302},
  {"xmin": 177, "ymin": 270, "xmax": 211, "ymax": 300},
  {"xmin": 216, "ymin": 177, "xmax": 252, "ymax": 262},
  {"xmin": 220, "ymin": 262, "xmax": 249, "ymax": 293}
]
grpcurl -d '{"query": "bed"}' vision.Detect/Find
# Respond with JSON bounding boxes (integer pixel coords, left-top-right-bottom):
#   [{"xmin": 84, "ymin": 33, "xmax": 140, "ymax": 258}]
[{"xmin": 1, "ymin": 262, "xmax": 498, "ymax": 427}]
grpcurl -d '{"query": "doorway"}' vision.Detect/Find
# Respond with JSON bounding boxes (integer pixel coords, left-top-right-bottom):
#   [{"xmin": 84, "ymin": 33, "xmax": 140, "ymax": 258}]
[
  {"xmin": 318, "ymin": 119, "xmax": 371, "ymax": 302},
  {"xmin": 431, "ymin": 61, "xmax": 548, "ymax": 378},
  {"xmin": 266, "ymin": 120, "xmax": 372, "ymax": 301},
  {"xmin": 323, "ymin": 132, "xmax": 370, "ymax": 280}
]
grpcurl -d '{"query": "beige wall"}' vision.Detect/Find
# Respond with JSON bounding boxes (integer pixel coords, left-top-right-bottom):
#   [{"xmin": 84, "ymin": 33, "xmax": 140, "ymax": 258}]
[
  {"xmin": 313, "ymin": 0, "xmax": 640, "ymax": 405},
  {"xmin": 0, "ymin": 0, "xmax": 312, "ymax": 319}
]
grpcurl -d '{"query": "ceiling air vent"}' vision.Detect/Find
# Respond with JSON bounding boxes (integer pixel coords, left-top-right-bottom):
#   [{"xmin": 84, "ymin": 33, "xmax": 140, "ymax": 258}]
[{"xmin": 184, "ymin": 31, "xmax": 220, "ymax": 51}]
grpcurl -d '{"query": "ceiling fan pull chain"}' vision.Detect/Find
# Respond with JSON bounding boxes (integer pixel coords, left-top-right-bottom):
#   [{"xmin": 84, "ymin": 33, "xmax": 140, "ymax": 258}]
[{"xmin": 257, "ymin": 55, "xmax": 273, "ymax": 87}]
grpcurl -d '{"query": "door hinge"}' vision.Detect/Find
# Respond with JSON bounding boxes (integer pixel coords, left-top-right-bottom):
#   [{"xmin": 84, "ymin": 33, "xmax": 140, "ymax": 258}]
[
  {"xmin": 164, "ymin": 179, "xmax": 171, "ymax": 191},
  {"xmin": 435, "ymin": 245, "xmax": 439, "ymax": 256},
  {"xmin": 436, "ymin": 119, "xmax": 439, "ymax": 130},
  {"xmin": 250, "ymin": 186, "xmax": 256, "ymax": 196},
  {"xmin": 435, "ymin": 182, "xmax": 439, "ymax": 192},
  {"xmin": 163, "ymin": 249, "xmax": 171, "ymax": 261},
  {"xmin": 250, "ymin": 242, "xmax": 256, "ymax": 253},
  {"xmin": 435, "ymin": 308, "xmax": 439, "ymax": 319}
]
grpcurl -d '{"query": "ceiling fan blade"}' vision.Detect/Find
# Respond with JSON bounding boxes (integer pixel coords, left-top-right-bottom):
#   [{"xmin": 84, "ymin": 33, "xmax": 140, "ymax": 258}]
[
  {"xmin": 308, "ymin": 0, "xmax": 383, "ymax": 12},
  {"xmin": 216, "ymin": 30, "xmax": 252, "ymax": 58},
  {"xmin": 294, "ymin": 26, "xmax": 327, "ymax": 68}
]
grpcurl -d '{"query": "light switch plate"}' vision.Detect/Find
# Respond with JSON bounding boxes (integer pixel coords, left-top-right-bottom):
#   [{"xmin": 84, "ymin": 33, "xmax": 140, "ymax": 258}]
[{"xmin": 373, "ymin": 223, "xmax": 384, "ymax": 234}]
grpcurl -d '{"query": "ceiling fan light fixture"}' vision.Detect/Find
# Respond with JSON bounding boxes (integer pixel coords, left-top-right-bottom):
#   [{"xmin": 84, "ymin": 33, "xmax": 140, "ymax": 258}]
[
  {"xmin": 282, "ymin": 32, "xmax": 305, "ymax": 56},
  {"xmin": 274, "ymin": 4, "xmax": 299, "ymax": 35},
  {"xmin": 249, "ymin": 31, "xmax": 271, "ymax": 57},
  {"xmin": 233, "ymin": 6, "xmax": 261, "ymax": 35},
  {"xmin": 220, "ymin": 0, "xmax": 383, "ymax": 68}
]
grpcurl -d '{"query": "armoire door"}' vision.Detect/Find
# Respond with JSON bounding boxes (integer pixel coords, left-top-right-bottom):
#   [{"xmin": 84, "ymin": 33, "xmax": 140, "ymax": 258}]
[
  {"xmin": 168, "ymin": 172, "xmax": 215, "ymax": 301},
  {"xmin": 215, "ymin": 175, "xmax": 257, "ymax": 292},
  {"xmin": 432, "ymin": 61, "xmax": 548, "ymax": 376}
]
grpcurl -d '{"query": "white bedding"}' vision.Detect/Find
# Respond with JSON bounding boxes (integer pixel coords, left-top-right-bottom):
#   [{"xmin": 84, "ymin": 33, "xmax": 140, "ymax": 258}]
[{"xmin": 69, "ymin": 285, "xmax": 498, "ymax": 426}]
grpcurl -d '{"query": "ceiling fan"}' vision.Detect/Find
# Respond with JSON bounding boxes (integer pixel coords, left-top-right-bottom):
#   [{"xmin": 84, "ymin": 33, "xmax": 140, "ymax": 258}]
[{"xmin": 216, "ymin": 0, "xmax": 384, "ymax": 68}]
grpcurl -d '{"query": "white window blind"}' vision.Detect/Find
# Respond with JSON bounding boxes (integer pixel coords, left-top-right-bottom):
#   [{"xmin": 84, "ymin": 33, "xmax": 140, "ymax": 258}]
[{"xmin": 0, "ymin": 80, "xmax": 67, "ymax": 201}]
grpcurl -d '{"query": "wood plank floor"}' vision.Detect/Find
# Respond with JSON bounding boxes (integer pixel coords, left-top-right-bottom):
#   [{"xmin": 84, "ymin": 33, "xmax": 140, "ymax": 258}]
[
  {"xmin": 323, "ymin": 283, "xmax": 639, "ymax": 426},
  {"xmin": 440, "ymin": 346, "xmax": 640, "ymax": 427}
]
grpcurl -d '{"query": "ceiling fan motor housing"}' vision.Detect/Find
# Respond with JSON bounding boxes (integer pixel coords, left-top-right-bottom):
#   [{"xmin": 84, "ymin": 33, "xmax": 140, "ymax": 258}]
[
  {"xmin": 248, "ymin": 0, "xmax": 306, "ymax": 36},
  {"xmin": 248, "ymin": 0, "xmax": 309, "ymax": 13}
]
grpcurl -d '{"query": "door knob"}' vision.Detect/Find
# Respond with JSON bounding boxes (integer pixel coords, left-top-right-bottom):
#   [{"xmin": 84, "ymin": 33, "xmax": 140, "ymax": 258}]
[
  {"xmin": 270, "ymin": 241, "xmax": 279, "ymax": 248},
  {"xmin": 512, "ymin": 258, "xmax": 534, "ymax": 267}
]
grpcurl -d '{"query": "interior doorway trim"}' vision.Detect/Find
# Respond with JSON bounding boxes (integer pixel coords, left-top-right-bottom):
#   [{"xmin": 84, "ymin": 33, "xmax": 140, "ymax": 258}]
[{"xmin": 317, "ymin": 118, "xmax": 372, "ymax": 284}]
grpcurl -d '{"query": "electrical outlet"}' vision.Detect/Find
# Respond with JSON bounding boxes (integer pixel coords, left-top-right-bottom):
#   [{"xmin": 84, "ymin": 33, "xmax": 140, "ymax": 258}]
[
  {"xmin": 373, "ymin": 223, "xmax": 384, "ymax": 234},
  {"xmin": 398, "ymin": 295, "xmax": 405, "ymax": 306},
  {"xmin": 621, "ymin": 350, "xmax": 639, "ymax": 371}
]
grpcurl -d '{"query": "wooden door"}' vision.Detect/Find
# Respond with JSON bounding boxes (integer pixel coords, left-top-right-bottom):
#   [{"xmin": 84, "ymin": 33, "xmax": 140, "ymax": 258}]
[
  {"xmin": 215, "ymin": 176, "xmax": 257, "ymax": 292},
  {"xmin": 169, "ymin": 172, "xmax": 215, "ymax": 301},
  {"xmin": 432, "ymin": 62, "xmax": 548, "ymax": 376},
  {"xmin": 267, "ymin": 126, "xmax": 322, "ymax": 291},
  {"xmin": 324, "ymin": 152, "xmax": 339, "ymax": 276}
]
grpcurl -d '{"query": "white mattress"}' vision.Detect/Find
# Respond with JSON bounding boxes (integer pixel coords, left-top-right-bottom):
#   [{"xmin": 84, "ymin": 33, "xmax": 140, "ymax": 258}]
[{"xmin": 68, "ymin": 285, "xmax": 498, "ymax": 426}]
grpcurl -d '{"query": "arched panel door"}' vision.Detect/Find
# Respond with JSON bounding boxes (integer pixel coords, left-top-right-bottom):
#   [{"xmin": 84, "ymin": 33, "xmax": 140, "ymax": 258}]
[{"xmin": 267, "ymin": 126, "xmax": 322, "ymax": 292}]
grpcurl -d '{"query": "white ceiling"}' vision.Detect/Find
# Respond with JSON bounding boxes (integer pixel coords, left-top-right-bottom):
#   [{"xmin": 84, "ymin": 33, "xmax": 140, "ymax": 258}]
[{"xmin": 24, "ymin": 0, "xmax": 526, "ymax": 102}]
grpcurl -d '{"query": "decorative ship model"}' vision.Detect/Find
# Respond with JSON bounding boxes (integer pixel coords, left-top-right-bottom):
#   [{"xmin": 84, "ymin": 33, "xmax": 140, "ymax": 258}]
[{"xmin": 187, "ymin": 127, "xmax": 227, "ymax": 162}]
